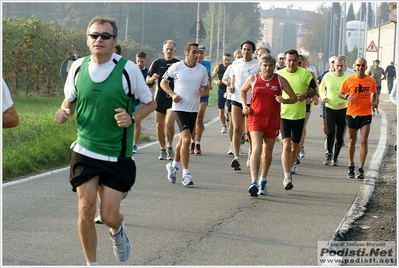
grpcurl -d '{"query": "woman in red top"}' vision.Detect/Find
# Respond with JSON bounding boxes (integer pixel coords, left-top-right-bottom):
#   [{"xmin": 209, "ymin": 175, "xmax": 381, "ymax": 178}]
[{"xmin": 240, "ymin": 53, "xmax": 297, "ymax": 197}]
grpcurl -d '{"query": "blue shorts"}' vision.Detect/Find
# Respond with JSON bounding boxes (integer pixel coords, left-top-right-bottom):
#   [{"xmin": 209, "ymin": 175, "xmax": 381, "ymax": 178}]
[{"xmin": 200, "ymin": 95, "xmax": 209, "ymax": 103}]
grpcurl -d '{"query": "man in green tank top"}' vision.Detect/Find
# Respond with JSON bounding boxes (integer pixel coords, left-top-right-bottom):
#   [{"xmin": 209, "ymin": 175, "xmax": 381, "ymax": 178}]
[{"xmin": 55, "ymin": 16, "xmax": 156, "ymax": 266}]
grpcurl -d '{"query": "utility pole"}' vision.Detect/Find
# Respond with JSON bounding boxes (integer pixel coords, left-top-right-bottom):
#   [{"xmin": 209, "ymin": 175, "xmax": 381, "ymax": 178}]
[
  {"xmin": 196, "ymin": 3, "xmax": 200, "ymax": 44},
  {"xmin": 216, "ymin": 3, "xmax": 221, "ymax": 63}
]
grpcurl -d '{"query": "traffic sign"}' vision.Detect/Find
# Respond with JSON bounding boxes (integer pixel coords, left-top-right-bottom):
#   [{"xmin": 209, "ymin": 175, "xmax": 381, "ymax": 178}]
[{"xmin": 366, "ymin": 41, "xmax": 378, "ymax": 52}]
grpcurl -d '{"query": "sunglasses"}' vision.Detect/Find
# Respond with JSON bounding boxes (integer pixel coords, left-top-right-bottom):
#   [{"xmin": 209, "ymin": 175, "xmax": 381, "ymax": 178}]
[
  {"xmin": 298, "ymin": 62, "xmax": 302, "ymax": 65},
  {"xmin": 88, "ymin": 32, "xmax": 115, "ymax": 40},
  {"xmin": 355, "ymin": 64, "xmax": 366, "ymax": 68}
]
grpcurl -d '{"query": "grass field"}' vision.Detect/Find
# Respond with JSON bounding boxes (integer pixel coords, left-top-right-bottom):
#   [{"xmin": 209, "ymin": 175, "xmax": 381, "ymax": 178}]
[{"xmin": 2, "ymin": 85, "xmax": 217, "ymax": 181}]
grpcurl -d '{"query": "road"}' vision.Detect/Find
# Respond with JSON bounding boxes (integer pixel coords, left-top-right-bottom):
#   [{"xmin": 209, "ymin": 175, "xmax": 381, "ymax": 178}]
[{"xmin": 2, "ymin": 93, "xmax": 389, "ymax": 266}]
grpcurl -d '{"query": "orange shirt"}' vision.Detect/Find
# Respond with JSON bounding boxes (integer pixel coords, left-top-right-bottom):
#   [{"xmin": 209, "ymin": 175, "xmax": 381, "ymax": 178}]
[{"xmin": 340, "ymin": 74, "xmax": 376, "ymax": 116}]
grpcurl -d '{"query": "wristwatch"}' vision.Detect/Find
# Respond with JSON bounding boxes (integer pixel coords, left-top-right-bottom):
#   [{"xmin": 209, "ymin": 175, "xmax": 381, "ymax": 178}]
[{"xmin": 130, "ymin": 113, "xmax": 135, "ymax": 125}]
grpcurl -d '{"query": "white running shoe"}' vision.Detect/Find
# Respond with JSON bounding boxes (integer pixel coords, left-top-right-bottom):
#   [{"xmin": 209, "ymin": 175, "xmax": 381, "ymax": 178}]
[
  {"xmin": 283, "ymin": 177, "xmax": 294, "ymax": 190},
  {"xmin": 182, "ymin": 173, "xmax": 194, "ymax": 186},
  {"xmin": 166, "ymin": 162, "xmax": 178, "ymax": 183},
  {"xmin": 227, "ymin": 144, "xmax": 234, "ymax": 155},
  {"xmin": 299, "ymin": 146, "xmax": 306, "ymax": 158},
  {"xmin": 221, "ymin": 126, "xmax": 227, "ymax": 133},
  {"xmin": 291, "ymin": 163, "xmax": 297, "ymax": 174},
  {"xmin": 110, "ymin": 222, "xmax": 132, "ymax": 262}
]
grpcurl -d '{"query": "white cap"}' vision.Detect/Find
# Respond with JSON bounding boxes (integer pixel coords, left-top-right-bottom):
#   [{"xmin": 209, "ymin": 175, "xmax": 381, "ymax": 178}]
[
  {"xmin": 277, "ymin": 53, "xmax": 285, "ymax": 59},
  {"xmin": 329, "ymin": 56, "xmax": 337, "ymax": 63}
]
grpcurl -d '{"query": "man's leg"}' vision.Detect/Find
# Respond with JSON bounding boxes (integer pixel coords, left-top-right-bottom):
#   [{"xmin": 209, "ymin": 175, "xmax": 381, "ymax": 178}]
[
  {"xmin": 231, "ymin": 104, "xmax": 243, "ymax": 157},
  {"xmin": 347, "ymin": 127, "xmax": 357, "ymax": 164},
  {"xmin": 358, "ymin": 124, "xmax": 371, "ymax": 168},
  {"xmin": 155, "ymin": 111, "xmax": 166, "ymax": 148},
  {"xmin": 165, "ymin": 109, "xmax": 175, "ymax": 148},
  {"xmin": 179, "ymin": 129, "xmax": 192, "ymax": 170},
  {"xmin": 76, "ymin": 176, "xmax": 100, "ymax": 263},
  {"xmin": 281, "ymin": 138, "xmax": 292, "ymax": 174},
  {"xmin": 134, "ymin": 119, "xmax": 142, "ymax": 146},
  {"xmin": 249, "ymin": 131, "xmax": 263, "ymax": 182},
  {"xmin": 194, "ymin": 102, "xmax": 207, "ymax": 154},
  {"xmin": 260, "ymin": 138, "xmax": 276, "ymax": 178}
]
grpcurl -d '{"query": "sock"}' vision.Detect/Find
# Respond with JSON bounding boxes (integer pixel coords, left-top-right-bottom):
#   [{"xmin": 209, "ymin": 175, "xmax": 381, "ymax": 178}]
[
  {"xmin": 259, "ymin": 177, "xmax": 267, "ymax": 181},
  {"xmin": 87, "ymin": 262, "xmax": 98, "ymax": 266},
  {"xmin": 230, "ymin": 141, "xmax": 233, "ymax": 145},
  {"xmin": 172, "ymin": 161, "xmax": 179, "ymax": 169},
  {"xmin": 110, "ymin": 224, "xmax": 122, "ymax": 235},
  {"xmin": 234, "ymin": 156, "xmax": 240, "ymax": 161},
  {"xmin": 191, "ymin": 139, "xmax": 195, "ymax": 143},
  {"xmin": 284, "ymin": 172, "xmax": 291, "ymax": 178},
  {"xmin": 196, "ymin": 141, "xmax": 200, "ymax": 145},
  {"xmin": 183, "ymin": 169, "xmax": 190, "ymax": 175}
]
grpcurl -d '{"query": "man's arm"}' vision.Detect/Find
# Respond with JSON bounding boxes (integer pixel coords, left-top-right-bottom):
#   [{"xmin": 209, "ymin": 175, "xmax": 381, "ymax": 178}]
[
  {"xmin": 55, "ymin": 99, "xmax": 76, "ymax": 124},
  {"xmin": 3, "ymin": 105, "xmax": 19, "ymax": 128}
]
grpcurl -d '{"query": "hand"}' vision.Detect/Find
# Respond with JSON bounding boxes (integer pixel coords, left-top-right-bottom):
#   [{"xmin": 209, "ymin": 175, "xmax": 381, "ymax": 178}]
[
  {"xmin": 275, "ymin": 95, "xmax": 285, "ymax": 104},
  {"xmin": 297, "ymin": 93, "xmax": 306, "ymax": 102},
  {"xmin": 55, "ymin": 108, "xmax": 70, "ymax": 124},
  {"xmin": 172, "ymin": 94, "xmax": 182, "ymax": 103},
  {"xmin": 242, "ymin": 106, "xmax": 250, "ymax": 115},
  {"xmin": 227, "ymin": 85, "xmax": 234, "ymax": 93},
  {"xmin": 114, "ymin": 108, "xmax": 132, "ymax": 128}
]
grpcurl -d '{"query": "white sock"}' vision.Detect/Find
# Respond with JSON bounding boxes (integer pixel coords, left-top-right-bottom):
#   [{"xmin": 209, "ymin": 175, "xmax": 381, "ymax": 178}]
[
  {"xmin": 87, "ymin": 262, "xmax": 98, "ymax": 266},
  {"xmin": 183, "ymin": 169, "xmax": 190, "ymax": 175},
  {"xmin": 110, "ymin": 224, "xmax": 122, "ymax": 235},
  {"xmin": 196, "ymin": 141, "xmax": 200, "ymax": 145},
  {"xmin": 172, "ymin": 161, "xmax": 179, "ymax": 169},
  {"xmin": 284, "ymin": 172, "xmax": 291, "ymax": 178}
]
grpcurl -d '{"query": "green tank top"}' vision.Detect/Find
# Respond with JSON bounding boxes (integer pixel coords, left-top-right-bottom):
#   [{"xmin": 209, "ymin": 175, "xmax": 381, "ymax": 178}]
[{"xmin": 75, "ymin": 56, "xmax": 135, "ymax": 158}]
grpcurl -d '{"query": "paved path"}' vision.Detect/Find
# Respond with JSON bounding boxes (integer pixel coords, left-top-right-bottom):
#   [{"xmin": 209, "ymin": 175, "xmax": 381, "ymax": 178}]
[{"xmin": 3, "ymin": 93, "xmax": 390, "ymax": 266}]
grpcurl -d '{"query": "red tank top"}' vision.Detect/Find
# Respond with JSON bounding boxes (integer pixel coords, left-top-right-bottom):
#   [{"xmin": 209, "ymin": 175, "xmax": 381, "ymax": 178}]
[{"xmin": 248, "ymin": 73, "xmax": 282, "ymax": 129}]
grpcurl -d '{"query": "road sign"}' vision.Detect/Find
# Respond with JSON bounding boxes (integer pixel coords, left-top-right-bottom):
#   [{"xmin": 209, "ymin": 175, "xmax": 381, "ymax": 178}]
[
  {"xmin": 366, "ymin": 41, "xmax": 378, "ymax": 52},
  {"xmin": 190, "ymin": 19, "xmax": 206, "ymax": 39},
  {"xmin": 60, "ymin": 54, "xmax": 79, "ymax": 82}
]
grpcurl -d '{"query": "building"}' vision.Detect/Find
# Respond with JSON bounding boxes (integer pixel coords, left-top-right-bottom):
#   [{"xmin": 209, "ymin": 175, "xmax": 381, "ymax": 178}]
[
  {"xmin": 259, "ymin": 6, "xmax": 314, "ymax": 55},
  {"xmin": 346, "ymin": 20, "xmax": 366, "ymax": 57}
]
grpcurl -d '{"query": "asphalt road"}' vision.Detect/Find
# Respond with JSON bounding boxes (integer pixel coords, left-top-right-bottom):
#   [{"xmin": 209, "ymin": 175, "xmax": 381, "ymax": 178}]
[{"xmin": 2, "ymin": 93, "xmax": 389, "ymax": 266}]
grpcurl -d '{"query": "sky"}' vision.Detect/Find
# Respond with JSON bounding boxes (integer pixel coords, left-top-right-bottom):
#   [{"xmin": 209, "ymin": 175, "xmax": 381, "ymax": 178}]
[{"xmin": 259, "ymin": 1, "xmax": 363, "ymax": 13}]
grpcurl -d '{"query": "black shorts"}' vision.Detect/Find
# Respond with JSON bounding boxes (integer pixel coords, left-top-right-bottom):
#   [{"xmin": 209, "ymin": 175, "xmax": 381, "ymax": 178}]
[
  {"xmin": 155, "ymin": 90, "xmax": 173, "ymax": 114},
  {"xmin": 226, "ymin": 99, "xmax": 232, "ymax": 113},
  {"xmin": 231, "ymin": 100, "xmax": 243, "ymax": 109},
  {"xmin": 217, "ymin": 88, "xmax": 227, "ymax": 109},
  {"xmin": 280, "ymin": 118, "xmax": 305, "ymax": 143},
  {"xmin": 346, "ymin": 115, "xmax": 372, "ymax": 130},
  {"xmin": 173, "ymin": 111, "xmax": 198, "ymax": 134},
  {"xmin": 69, "ymin": 152, "xmax": 136, "ymax": 193}
]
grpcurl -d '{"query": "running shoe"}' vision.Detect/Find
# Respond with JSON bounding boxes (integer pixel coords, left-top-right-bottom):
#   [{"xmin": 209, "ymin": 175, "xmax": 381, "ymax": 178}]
[
  {"xmin": 248, "ymin": 181, "xmax": 259, "ymax": 197},
  {"xmin": 94, "ymin": 210, "xmax": 103, "ymax": 224},
  {"xmin": 356, "ymin": 168, "xmax": 365, "ymax": 180},
  {"xmin": 194, "ymin": 143, "xmax": 202, "ymax": 154},
  {"xmin": 258, "ymin": 180, "xmax": 268, "ymax": 195},
  {"xmin": 158, "ymin": 148, "xmax": 167, "ymax": 160},
  {"xmin": 110, "ymin": 222, "xmax": 131, "ymax": 262},
  {"xmin": 166, "ymin": 147, "xmax": 174, "ymax": 160},
  {"xmin": 182, "ymin": 173, "xmax": 194, "ymax": 186},
  {"xmin": 166, "ymin": 162, "xmax": 178, "ymax": 183},
  {"xmin": 221, "ymin": 126, "xmax": 227, "ymax": 133},
  {"xmin": 190, "ymin": 142, "xmax": 195, "ymax": 154},
  {"xmin": 132, "ymin": 144, "xmax": 138, "ymax": 154},
  {"xmin": 347, "ymin": 164, "xmax": 355, "ymax": 179},
  {"xmin": 230, "ymin": 158, "xmax": 241, "ymax": 171},
  {"xmin": 241, "ymin": 133, "xmax": 246, "ymax": 145},
  {"xmin": 333, "ymin": 158, "xmax": 339, "ymax": 166},
  {"xmin": 246, "ymin": 150, "xmax": 251, "ymax": 168},
  {"xmin": 323, "ymin": 153, "xmax": 332, "ymax": 165},
  {"xmin": 227, "ymin": 144, "xmax": 234, "ymax": 155},
  {"xmin": 291, "ymin": 163, "xmax": 297, "ymax": 174},
  {"xmin": 283, "ymin": 177, "xmax": 294, "ymax": 190},
  {"xmin": 299, "ymin": 146, "xmax": 306, "ymax": 158}
]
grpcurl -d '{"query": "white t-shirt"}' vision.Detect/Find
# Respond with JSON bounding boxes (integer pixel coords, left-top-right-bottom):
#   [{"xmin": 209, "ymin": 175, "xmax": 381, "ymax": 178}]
[
  {"xmin": 162, "ymin": 61, "xmax": 209, "ymax": 112},
  {"xmin": 222, "ymin": 65, "xmax": 233, "ymax": 100},
  {"xmin": 229, "ymin": 58, "xmax": 260, "ymax": 104},
  {"xmin": 64, "ymin": 54, "xmax": 153, "ymax": 105},
  {"xmin": 2, "ymin": 79, "xmax": 13, "ymax": 113}
]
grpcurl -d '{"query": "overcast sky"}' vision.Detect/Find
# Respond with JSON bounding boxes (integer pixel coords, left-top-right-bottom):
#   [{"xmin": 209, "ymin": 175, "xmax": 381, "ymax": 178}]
[{"xmin": 259, "ymin": 1, "xmax": 363, "ymax": 13}]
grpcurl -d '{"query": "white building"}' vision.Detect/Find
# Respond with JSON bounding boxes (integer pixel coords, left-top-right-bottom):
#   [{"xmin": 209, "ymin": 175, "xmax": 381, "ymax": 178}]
[{"xmin": 346, "ymin": 20, "xmax": 366, "ymax": 57}]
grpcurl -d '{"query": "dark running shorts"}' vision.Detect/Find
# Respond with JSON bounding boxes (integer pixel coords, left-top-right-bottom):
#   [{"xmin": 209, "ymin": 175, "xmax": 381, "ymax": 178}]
[
  {"xmin": 280, "ymin": 118, "xmax": 305, "ymax": 143},
  {"xmin": 69, "ymin": 152, "xmax": 136, "ymax": 193},
  {"xmin": 173, "ymin": 111, "xmax": 198, "ymax": 134},
  {"xmin": 346, "ymin": 115, "xmax": 372, "ymax": 130}
]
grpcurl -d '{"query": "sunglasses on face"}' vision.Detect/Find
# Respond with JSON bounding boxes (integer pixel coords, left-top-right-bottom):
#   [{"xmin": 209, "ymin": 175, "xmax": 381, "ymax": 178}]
[
  {"xmin": 88, "ymin": 32, "xmax": 115, "ymax": 40},
  {"xmin": 355, "ymin": 64, "xmax": 366, "ymax": 68}
]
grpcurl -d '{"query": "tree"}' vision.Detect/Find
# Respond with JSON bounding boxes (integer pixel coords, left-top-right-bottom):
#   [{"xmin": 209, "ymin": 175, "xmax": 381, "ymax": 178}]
[{"xmin": 346, "ymin": 3, "xmax": 356, "ymax": 22}]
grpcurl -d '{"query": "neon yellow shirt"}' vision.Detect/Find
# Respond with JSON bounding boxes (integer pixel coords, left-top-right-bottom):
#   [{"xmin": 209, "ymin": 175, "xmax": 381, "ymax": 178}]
[
  {"xmin": 278, "ymin": 67, "xmax": 312, "ymax": 120},
  {"xmin": 319, "ymin": 72, "xmax": 349, "ymax": 110}
]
